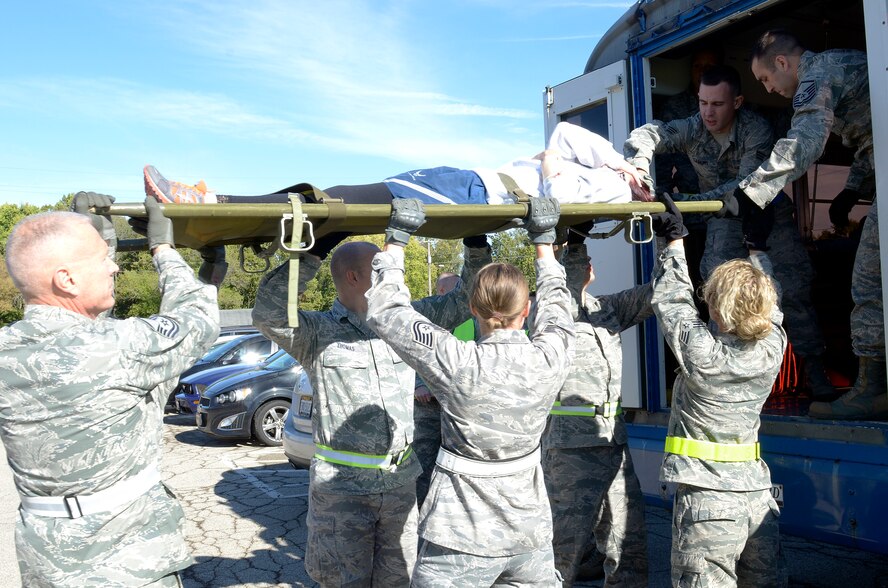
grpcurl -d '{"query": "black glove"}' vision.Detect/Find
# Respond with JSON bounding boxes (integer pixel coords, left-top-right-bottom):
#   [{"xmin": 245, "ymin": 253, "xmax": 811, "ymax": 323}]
[
  {"xmin": 385, "ymin": 198, "xmax": 426, "ymax": 246},
  {"xmin": 742, "ymin": 202, "xmax": 775, "ymax": 251},
  {"xmin": 197, "ymin": 246, "xmax": 228, "ymax": 286},
  {"xmin": 72, "ymin": 191, "xmax": 116, "ymax": 244},
  {"xmin": 567, "ymin": 220, "xmax": 595, "ymax": 245},
  {"xmin": 651, "ymin": 194, "xmax": 689, "ymax": 241},
  {"xmin": 462, "ymin": 234, "xmax": 488, "ymax": 248},
  {"xmin": 717, "ymin": 187, "xmax": 754, "ymax": 219},
  {"xmin": 525, "ymin": 197, "xmax": 561, "ymax": 244},
  {"xmin": 128, "ymin": 197, "xmax": 174, "ymax": 249},
  {"xmin": 829, "ymin": 188, "xmax": 862, "ymax": 228}
]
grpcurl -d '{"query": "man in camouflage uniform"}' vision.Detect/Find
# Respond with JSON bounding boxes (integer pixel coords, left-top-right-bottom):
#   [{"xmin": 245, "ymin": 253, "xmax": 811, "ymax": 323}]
[
  {"xmin": 624, "ymin": 64, "xmax": 833, "ymax": 397},
  {"xmin": 0, "ymin": 193, "xmax": 220, "ymax": 587},
  {"xmin": 251, "ymin": 235, "xmax": 490, "ymax": 587},
  {"xmin": 651, "ymin": 195, "xmax": 788, "ymax": 587},
  {"xmin": 542, "ymin": 231, "xmax": 652, "ymax": 587},
  {"xmin": 654, "ymin": 47, "xmax": 722, "ymax": 195},
  {"xmin": 738, "ymin": 30, "xmax": 883, "ymax": 418},
  {"xmin": 365, "ymin": 197, "xmax": 574, "ymax": 587}
]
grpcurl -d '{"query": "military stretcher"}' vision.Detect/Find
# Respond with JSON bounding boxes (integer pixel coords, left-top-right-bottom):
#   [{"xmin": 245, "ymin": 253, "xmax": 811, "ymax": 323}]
[
  {"xmin": 103, "ymin": 193, "xmax": 723, "ymax": 327},
  {"xmin": 107, "ymin": 197, "xmax": 723, "ymax": 250}
]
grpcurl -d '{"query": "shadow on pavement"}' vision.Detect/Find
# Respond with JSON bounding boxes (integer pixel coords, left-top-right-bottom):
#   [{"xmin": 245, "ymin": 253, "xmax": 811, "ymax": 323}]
[{"xmin": 183, "ymin": 463, "xmax": 315, "ymax": 588}]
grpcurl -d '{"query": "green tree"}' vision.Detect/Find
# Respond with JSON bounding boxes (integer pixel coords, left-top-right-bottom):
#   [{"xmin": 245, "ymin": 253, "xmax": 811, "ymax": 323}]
[{"xmin": 490, "ymin": 230, "xmax": 536, "ymax": 290}]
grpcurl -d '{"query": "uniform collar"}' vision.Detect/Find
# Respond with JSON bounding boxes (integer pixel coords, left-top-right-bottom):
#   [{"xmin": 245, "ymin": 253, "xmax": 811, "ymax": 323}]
[{"xmin": 331, "ymin": 298, "xmax": 372, "ymax": 335}]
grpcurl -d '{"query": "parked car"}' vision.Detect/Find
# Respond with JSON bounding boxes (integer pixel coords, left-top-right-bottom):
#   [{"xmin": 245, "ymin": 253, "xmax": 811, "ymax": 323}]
[
  {"xmin": 183, "ymin": 333, "xmax": 277, "ymax": 380},
  {"xmin": 283, "ymin": 371, "xmax": 315, "ymax": 468},
  {"xmin": 165, "ymin": 333, "xmax": 278, "ymax": 412},
  {"xmin": 196, "ymin": 351, "xmax": 301, "ymax": 446},
  {"xmin": 214, "ymin": 326, "xmax": 259, "ymax": 346},
  {"xmin": 173, "ymin": 360, "xmax": 264, "ymax": 414}
]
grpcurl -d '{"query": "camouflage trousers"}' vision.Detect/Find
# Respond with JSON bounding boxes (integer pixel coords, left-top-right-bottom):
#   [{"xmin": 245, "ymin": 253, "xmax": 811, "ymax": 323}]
[
  {"xmin": 851, "ymin": 197, "xmax": 884, "ymax": 358},
  {"xmin": 543, "ymin": 444, "xmax": 648, "ymax": 588},
  {"xmin": 671, "ymin": 485, "xmax": 787, "ymax": 588},
  {"xmin": 413, "ymin": 399, "xmax": 442, "ymax": 508},
  {"xmin": 700, "ymin": 196, "xmax": 825, "ymax": 358},
  {"xmin": 411, "ymin": 539, "xmax": 562, "ymax": 587},
  {"xmin": 306, "ymin": 481, "xmax": 418, "ymax": 587}
]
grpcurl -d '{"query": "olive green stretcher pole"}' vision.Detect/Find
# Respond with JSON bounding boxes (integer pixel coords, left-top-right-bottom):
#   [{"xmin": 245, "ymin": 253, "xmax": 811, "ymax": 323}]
[{"xmin": 108, "ymin": 200, "xmax": 725, "ymax": 249}]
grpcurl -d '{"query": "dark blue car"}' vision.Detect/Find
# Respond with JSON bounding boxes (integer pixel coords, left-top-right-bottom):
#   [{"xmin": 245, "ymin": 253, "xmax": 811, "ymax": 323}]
[
  {"xmin": 173, "ymin": 361, "xmax": 262, "ymax": 414},
  {"xmin": 197, "ymin": 351, "xmax": 301, "ymax": 446}
]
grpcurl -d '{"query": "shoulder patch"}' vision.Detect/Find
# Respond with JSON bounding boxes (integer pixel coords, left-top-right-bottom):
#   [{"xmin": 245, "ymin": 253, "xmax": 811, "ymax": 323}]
[
  {"xmin": 679, "ymin": 319, "xmax": 707, "ymax": 346},
  {"xmin": 793, "ymin": 80, "xmax": 817, "ymax": 109},
  {"xmin": 412, "ymin": 321, "xmax": 437, "ymax": 349},
  {"xmin": 137, "ymin": 315, "xmax": 181, "ymax": 339}
]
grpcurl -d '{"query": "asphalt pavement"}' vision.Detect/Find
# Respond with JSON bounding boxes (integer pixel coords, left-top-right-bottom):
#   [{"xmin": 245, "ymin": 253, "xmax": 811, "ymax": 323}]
[{"xmin": 2, "ymin": 414, "xmax": 888, "ymax": 587}]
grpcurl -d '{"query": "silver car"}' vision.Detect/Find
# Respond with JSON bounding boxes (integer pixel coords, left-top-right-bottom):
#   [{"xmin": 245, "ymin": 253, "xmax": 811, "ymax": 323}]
[{"xmin": 282, "ymin": 369, "xmax": 315, "ymax": 468}]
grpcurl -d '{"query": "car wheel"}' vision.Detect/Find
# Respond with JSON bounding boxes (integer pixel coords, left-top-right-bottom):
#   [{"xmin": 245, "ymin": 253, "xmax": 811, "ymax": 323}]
[{"xmin": 252, "ymin": 399, "xmax": 290, "ymax": 446}]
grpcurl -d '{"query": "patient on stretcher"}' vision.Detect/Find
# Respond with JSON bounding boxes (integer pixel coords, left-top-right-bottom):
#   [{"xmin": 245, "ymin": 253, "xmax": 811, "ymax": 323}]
[{"xmin": 144, "ymin": 123, "xmax": 653, "ymax": 207}]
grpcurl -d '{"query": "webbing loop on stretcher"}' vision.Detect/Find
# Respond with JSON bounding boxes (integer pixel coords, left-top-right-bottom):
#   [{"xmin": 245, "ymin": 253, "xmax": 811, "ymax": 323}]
[
  {"xmin": 664, "ymin": 436, "xmax": 761, "ymax": 462},
  {"xmin": 492, "ymin": 173, "xmax": 531, "ymax": 233},
  {"xmin": 285, "ymin": 195, "xmax": 305, "ymax": 328},
  {"xmin": 497, "ymin": 173, "xmax": 532, "ymax": 203},
  {"xmin": 295, "ymin": 184, "xmax": 348, "ymax": 235},
  {"xmin": 585, "ymin": 213, "xmax": 653, "ymax": 245}
]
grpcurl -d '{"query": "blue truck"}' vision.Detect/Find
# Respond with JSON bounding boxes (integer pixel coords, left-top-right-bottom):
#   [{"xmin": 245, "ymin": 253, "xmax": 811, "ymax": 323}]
[{"xmin": 543, "ymin": 0, "xmax": 888, "ymax": 553}]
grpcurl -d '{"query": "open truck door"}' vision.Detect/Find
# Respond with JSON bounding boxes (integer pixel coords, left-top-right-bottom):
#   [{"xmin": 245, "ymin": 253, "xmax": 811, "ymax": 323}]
[{"xmin": 543, "ymin": 60, "xmax": 657, "ymax": 412}]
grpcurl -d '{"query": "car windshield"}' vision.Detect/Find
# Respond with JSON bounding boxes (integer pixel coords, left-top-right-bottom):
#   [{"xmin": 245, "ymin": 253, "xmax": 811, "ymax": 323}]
[
  {"xmin": 200, "ymin": 335, "xmax": 259, "ymax": 362},
  {"xmin": 263, "ymin": 350, "xmax": 297, "ymax": 371}
]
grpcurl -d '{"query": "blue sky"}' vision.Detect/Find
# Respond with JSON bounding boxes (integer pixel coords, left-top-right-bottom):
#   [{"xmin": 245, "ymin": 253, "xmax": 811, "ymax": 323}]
[{"xmin": 1, "ymin": 1, "xmax": 633, "ymax": 207}]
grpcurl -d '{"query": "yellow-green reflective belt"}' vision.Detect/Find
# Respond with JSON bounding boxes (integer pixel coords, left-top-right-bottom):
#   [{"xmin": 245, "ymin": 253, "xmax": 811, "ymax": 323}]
[
  {"xmin": 550, "ymin": 400, "xmax": 621, "ymax": 418},
  {"xmin": 664, "ymin": 436, "xmax": 760, "ymax": 462},
  {"xmin": 453, "ymin": 319, "xmax": 475, "ymax": 342},
  {"xmin": 314, "ymin": 444, "xmax": 413, "ymax": 469}
]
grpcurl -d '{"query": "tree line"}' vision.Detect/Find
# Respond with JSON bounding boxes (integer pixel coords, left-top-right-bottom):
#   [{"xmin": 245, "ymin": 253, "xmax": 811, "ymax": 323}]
[{"xmin": 0, "ymin": 195, "xmax": 537, "ymax": 326}]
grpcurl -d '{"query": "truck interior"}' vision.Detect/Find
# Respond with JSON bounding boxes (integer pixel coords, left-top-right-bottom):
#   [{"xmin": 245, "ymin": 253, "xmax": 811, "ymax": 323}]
[{"xmin": 643, "ymin": 0, "xmax": 869, "ymax": 416}]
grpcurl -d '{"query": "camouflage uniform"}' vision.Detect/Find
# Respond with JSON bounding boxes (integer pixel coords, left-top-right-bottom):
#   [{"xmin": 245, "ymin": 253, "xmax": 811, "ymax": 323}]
[
  {"xmin": 740, "ymin": 50, "xmax": 879, "ymax": 359},
  {"xmin": 624, "ymin": 109, "xmax": 827, "ymax": 359},
  {"xmin": 0, "ymin": 248, "xmax": 219, "ymax": 587},
  {"xmin": 366, "ymin": 253, "xmax": 575, "ymax": 587},
  {"xmin": 252, "ymin": 246, "xmax": 489, "ymax": 587},
  {"xmin": 414, "ymin": 319, "xmax": 477, "ymax": 507},
  {"xmin": 542, "ymin": 243, "xmax": 651, "ymax": 587},
  {"xmin": 651, "ymin": 241, "xmax": 788, "ymax": 587}
]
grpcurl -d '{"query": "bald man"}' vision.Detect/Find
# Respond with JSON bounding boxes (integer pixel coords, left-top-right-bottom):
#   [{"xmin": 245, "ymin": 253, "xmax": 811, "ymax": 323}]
[
  {"xmin": 252, "ymin": 237, "xmax": 491, "ymax": 587},
  {"xmin": 0, "ymin": 193, "xmax": 219, "ymax": 586}
]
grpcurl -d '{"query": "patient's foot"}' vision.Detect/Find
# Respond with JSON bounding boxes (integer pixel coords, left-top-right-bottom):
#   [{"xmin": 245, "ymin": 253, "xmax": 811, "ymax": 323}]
[{"xmin": 144, "ymin": 165, "xmax": 217, "ymax": 204}]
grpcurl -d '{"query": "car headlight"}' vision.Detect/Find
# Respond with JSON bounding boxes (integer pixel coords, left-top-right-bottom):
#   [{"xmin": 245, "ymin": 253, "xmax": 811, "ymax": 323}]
[
  {"xmin": 195, "ymin": 384, "xmax": 207, "ymax": 395},
  {"xmin": 216, "ymin": 388, "xmax": 252, "ymax": 405}
]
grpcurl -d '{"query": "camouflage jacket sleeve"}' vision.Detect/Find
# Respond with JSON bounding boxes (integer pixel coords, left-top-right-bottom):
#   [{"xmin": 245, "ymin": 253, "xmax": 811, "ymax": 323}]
[
  {"xmin": 697, "ymin": 110, "xmax": 775, "ymax": 202},
  {"xmin": 367, "ymin": 253, "xmax": 573, "ymax": 397},
  {"xmin": 251, "ymin": 254, "xmax": 323, "ymax": 363},
  {"xmin": 845, "ymin": 154, "xmax": 873, "ymax": 193},
  {"xmin": 739, "ymin": 53, "xmax": 840, "ymax": 207},
  {"xmin": 120, "ymin": 248, "xmax": 220, "ymax": 389},
  {"xmin": 623, "ymin": 118, "xmax": 695, "ymax": 173},
  {"xmin": 651, "ymin": 242, "xmax": 785, "ymax": 392},
  {"xmin": 528, "ymin": 257, "xmax": 576, "ymax": 374},
  {"xmin": 586, "ymin": 283, "xmax": 654, "ymax": 334},
  {"xmin": 366, "ymin": 251, "xmax": 471, "ymax": 394},
  {"xmin": 562, "ymin": 243, "xmax": 653, "ymax": 331},
  {"xmin": 410, "ymin": 244, "xmax": 492, "ymax": 330}
]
